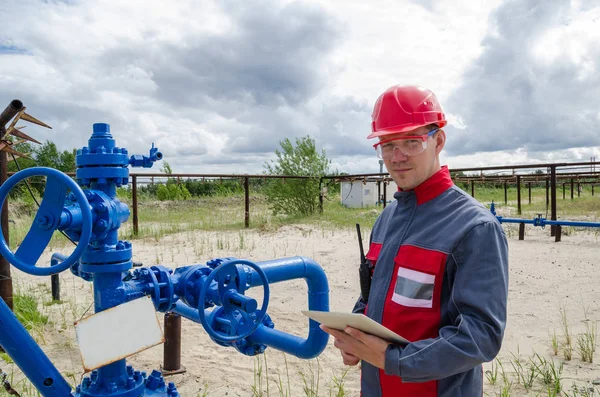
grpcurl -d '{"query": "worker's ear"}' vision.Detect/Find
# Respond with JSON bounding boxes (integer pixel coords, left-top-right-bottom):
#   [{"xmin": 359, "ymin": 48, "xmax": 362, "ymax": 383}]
[{"xmin": 434, "ymin": 129, "xmax": 446, "ymax": 155}]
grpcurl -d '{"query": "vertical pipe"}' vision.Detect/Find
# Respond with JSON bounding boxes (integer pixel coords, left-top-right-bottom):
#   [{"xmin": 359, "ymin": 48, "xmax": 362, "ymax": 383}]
[
  {"xmin": 50, "ymin": 256, "xmax": 64, "ymax": 301},
  {"xmin": 383, "ymin": 181, "xmax": 387, "ymax": 209},
  {"xmin": 51, "ymin": 275, "xmax": 60, "ymax": 302},
  {"xmin": 162, "ymin": 312, "xmax": 185, "ymax": 375},
  {"xmin": 471, "ymin": 180, "xmax": 475, "ymax": 198},
  {"xmin": 518, "ymin": 223, "xmax": 525, "ymax": 241},
  {"xmin": 571, "ymin": 178, "xmax": 574, "ymax": 199},
  {"xmin": 563, "ymin": 183, "xmax": 565, "ymax": 200},
  {"xmin": 517, "ymin": 176, "xmax": 522, "ymax": 215},
  {"xmin": 377, "ymin": 180, "xmax": 381, "ymax": 206},
  {"xmin": 0, "ymin": 151, "xmax": 12, "ymax": 311},
  {"xmin": 132, "ymin": 175, "xmax": 139, "ymax": 236},
  {"xmin": 504, "ymin": 181, "xmax": 507, "ymax": 205},
  {"xmin": 318, "ymin": 177, "xmax": 324, "ymax": 214},
  {"xmin": 528, "ymin": 182, "xmax": 531, "ymax": 204},
  {"xmin": 550, "ymin": 166, "xmax": 557, "ymax": 237},
  {"xmin": 545, "ymin": 178, "xmax": 549, "ymax": 207},
  {"xmin": 244, "ymin": 176, "xmax": 249, "ymax": 228},
  {"xmin": 555, "ymin": 225, "xmax": 562, "ymax": 242},
  {"xmin": 0, "ymin": 100, "xmax": 22, "ymax": 312}
]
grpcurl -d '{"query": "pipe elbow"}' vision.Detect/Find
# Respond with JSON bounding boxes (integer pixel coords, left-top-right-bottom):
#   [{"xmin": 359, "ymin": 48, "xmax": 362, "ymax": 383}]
[{"xmin": 298, "ymin": 256, "xmax": 329, "ymax": 294}]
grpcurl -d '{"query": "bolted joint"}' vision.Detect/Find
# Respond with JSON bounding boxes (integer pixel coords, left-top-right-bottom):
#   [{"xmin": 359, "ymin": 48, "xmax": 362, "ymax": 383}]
[{"xmin": 95, "ymin": 219, "xmax": 108, "ymax": 231}]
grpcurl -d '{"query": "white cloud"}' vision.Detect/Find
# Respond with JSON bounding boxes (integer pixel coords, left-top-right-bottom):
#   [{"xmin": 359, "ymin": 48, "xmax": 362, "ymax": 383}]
[{"xmin": 0, "ymin": 0, "xmax": 598, "ymax": 176}]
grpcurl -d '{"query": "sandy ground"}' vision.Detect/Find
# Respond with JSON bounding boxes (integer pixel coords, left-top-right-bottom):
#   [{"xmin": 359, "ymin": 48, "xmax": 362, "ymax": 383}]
[{"xmin": 5, "ymin": 218, "xmax": 600, "ymax": 396}]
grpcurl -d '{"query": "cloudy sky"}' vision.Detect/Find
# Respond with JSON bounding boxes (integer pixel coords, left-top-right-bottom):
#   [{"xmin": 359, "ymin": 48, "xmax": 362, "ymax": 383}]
[{"xmin": 1, "ymin": 0, "xmax": 599, "ymax": 175}]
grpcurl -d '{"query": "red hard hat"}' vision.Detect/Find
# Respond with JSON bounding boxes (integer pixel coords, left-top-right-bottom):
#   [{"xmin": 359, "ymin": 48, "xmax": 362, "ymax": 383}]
[{"xmin": 368, "ymin": 85, "xmax": 447, "ymax": 139}]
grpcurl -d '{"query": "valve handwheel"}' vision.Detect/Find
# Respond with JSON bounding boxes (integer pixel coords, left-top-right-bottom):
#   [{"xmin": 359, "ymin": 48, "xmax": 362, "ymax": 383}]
[
  {"xmin": 198, "ymin": 259, "xmax": 270, "ymax": 342},
  {"xmin": 0, "ymin": 167, "xmax": 93, "ymax": 276}
]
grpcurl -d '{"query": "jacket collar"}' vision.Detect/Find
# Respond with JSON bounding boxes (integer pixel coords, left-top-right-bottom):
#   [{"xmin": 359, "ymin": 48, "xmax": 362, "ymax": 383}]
[{"xmin": 394, "ymin": 165, "xmax": 454, "ymax": 205}]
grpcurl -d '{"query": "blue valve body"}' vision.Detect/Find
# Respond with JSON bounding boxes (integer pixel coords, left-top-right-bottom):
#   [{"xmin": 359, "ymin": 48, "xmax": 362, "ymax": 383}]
[{"xmin": 0, "ymin": 123, "xmax": 329, "ymax": 397}]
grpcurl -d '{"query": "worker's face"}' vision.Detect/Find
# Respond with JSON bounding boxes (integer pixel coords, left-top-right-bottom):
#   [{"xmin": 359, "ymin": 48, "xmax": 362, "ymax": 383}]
[{"xmin": 379, "ymin": 126, "xmax": 445, "ymax": 190}]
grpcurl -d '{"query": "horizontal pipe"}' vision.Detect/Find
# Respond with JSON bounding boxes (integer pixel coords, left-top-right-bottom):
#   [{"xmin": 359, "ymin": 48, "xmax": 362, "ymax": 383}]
[
  {"xmin": 496, "ymin": 218, "xmax": 536, "ymax": 225},
  {"xmin": 541, "ymin": 220, "xmax": 600, "ymax": 227},
  {"xmin": 172, "ymin": 301, "xmax": 208, "ymax": 323},
  {"xmin": 0, "ymin": 298, "xmax": 72, "ymax": 397},
  {"xmin": 249, "ymin": 324, "xmax": 324, "ymax": 359},
  {"xmin": 497, "ymin": 217, "xmax": 600, "ymax": 228}
]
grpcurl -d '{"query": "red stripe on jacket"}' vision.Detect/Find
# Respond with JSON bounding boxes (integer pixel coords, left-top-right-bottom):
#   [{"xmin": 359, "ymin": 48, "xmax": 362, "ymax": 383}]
[{"xmin": 379, "ymin": 245, "xmax": 448, "ymax": 397}]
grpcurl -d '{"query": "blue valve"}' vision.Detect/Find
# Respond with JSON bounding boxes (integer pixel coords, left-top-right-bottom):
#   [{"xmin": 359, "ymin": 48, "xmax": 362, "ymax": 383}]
[{"xmin": 129, "ymin": 143, "xmax": 163, "ymax": 168}]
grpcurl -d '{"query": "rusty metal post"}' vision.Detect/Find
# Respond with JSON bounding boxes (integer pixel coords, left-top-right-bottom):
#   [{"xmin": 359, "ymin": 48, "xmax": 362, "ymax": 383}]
[
  {"xmin": 517, "ymin": 176, "xmax": 522, "ymax": 215},
  {"xmin": 550, "ymin": 166, "xmax": 557, "ymax": 237},
  {"xmin": 0, "ymin": 100, "xmax": 23, "ymax": 312},
  {"xmin": 555, "ymin": 225, "xmax": 562, "ymax": 242},
  {"xmin": 518, "ymin": 223, "xmax": 525, "ymax": 241},
  {"xmin": 471, "ymin": 180, "xmax": 475, "ymax": 198},
  {"xmin": 162, "ymin": 312, "xmax": 186, "ymax": 376},
  {"xmin": 244, "ymin": 176, "xmax": 249, "ymax": 228},
  {"xmin": 504, "ymin": 180, "xmax": 508, "ymax": 205},
  {"xmin": 383, "ymin": 181, "xmax": 387, "ymax": 209},
  {"xmin": 318, "ymin": 178, "xmax": 323, "ymax": 214},
  {"xmin": 132, "ymin": 175, "xmax": 139, "ymax": 236},
  {"xmin": 51, "ymin": 274, "xmax": 60, "ymax": 301},
  {"xmin": 545, "ymin": 178, "xmax": 549, "ymax": 207},
  {"xmin": 571, "ymin": 178, "xmax": 574, "ymax": 199},
  {"xmin": 0, "ymin": 150, "xmax": 12, "ymax": 311}
]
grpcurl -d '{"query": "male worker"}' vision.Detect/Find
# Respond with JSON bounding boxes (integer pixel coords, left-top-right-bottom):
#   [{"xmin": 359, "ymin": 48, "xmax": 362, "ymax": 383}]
[{"xmin": 321, "ymin": 85, "xmax": 509, "ymax": 396}]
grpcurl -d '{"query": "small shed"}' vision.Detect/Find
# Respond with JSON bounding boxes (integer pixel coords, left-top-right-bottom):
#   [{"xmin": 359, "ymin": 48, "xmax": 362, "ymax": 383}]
[{"xmin": 340, "ymin": 180, "xmax": 398, "ymax": 208}]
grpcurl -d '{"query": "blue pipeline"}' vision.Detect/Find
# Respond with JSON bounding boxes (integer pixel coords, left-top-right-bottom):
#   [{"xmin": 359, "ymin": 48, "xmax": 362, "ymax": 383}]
[
  {"xmin": 496, "ymin": 217, "xmax": 600, "ymax": 228},
  {"xmin": 167, "ymin": 257, "xmax": 329, "ymax": 359},
  {"xmin": 0, "ymin": 297, "xmax": 73, "ymax": 397},
  {"xmin": 0, "ymin": 121, "xmax": 331, "ymax": 396},
  {"xmin": 490, "ymin": 202, "xmax": 600, "ymax": 228},
  {"xmin": 247, "ymin": 256, "xmax": 329, "ymax": 359},
  {"xmin": 172, "ymin": 301, "xmax": 204, "ymax": 320}
]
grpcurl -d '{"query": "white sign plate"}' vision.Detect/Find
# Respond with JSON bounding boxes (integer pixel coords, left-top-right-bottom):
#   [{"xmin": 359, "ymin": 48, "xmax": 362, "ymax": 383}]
[{"xmin": 75, "ymin": 296, "xmax": 164, "ymax": 371}]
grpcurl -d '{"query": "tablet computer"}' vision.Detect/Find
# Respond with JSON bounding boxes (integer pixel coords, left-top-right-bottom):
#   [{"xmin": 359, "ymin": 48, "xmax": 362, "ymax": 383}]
[{"xmin": 302, "ymin": 310, "xmax": 410, "ymax": 345}]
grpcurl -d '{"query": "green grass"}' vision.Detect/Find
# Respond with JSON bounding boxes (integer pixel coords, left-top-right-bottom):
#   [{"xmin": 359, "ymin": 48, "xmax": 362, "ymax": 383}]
[
  {"xmin": 13, "ymin": 291, "xmax": 49, "ymax": 331},
  {"xmin": 7, "ymin": 185, "xmax": 599, "ymax": 249},
  {"xmin": 8, "ymin": 194, "xmax": 380, "ymax": 246}
]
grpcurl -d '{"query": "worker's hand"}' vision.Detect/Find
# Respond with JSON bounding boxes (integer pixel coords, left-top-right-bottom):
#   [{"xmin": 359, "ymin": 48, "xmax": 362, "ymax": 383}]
[
  {"xmin": 321, "ymin": 325, "xmax": 389, "ymax": 370},
  {"xmin": 340, "ymin": 349, "xmax": 360, "ymax": 366}
]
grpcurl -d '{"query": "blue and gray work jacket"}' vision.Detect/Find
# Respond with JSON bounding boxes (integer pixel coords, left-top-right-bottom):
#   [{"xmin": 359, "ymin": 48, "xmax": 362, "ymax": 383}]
[{"xmin": 353, "ymin": 166, "xmax": 509, "ymax": 397}]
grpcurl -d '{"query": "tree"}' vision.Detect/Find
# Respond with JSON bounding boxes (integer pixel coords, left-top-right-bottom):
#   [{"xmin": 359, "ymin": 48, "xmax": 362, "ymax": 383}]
[
  {"xmin": 34, "ymin": 140, "xmax": 76, "ymax": 172},
  {"xmin": 7, "ymin": 141, "xmax": 76, "ymax": 200},
  {"xmin": 156, "ymin": 160, "xmax": 191, "ymax": 200},
  {"xmin": 263, "ymin": 136, "xmax": 331, "ymax": 216}
]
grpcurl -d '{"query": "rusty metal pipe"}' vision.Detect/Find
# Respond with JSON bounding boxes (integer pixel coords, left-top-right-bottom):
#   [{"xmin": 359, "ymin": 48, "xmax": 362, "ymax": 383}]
[
  {"xmin": 162, "ymin": 312, "xmax": 185, "ymax": 376},
  {"xmin": 0, "ymin": 100, "xmax": 23, "ymax": 132},
  {"xmin": 0, "ymin": 100, "xmax": 23, "ymax": 312}
]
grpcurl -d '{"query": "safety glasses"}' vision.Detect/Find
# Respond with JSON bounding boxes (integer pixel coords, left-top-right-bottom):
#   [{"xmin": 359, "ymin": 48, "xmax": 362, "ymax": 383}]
[{"xmin": 373, "ymin": 129, "xmax": 439, "ymax": 159}]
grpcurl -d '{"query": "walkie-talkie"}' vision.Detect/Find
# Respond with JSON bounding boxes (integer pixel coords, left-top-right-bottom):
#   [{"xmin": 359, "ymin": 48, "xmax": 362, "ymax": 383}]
[{"xmin": 356, "ymin": 223, "xmax": 372, "ymax": 303}]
